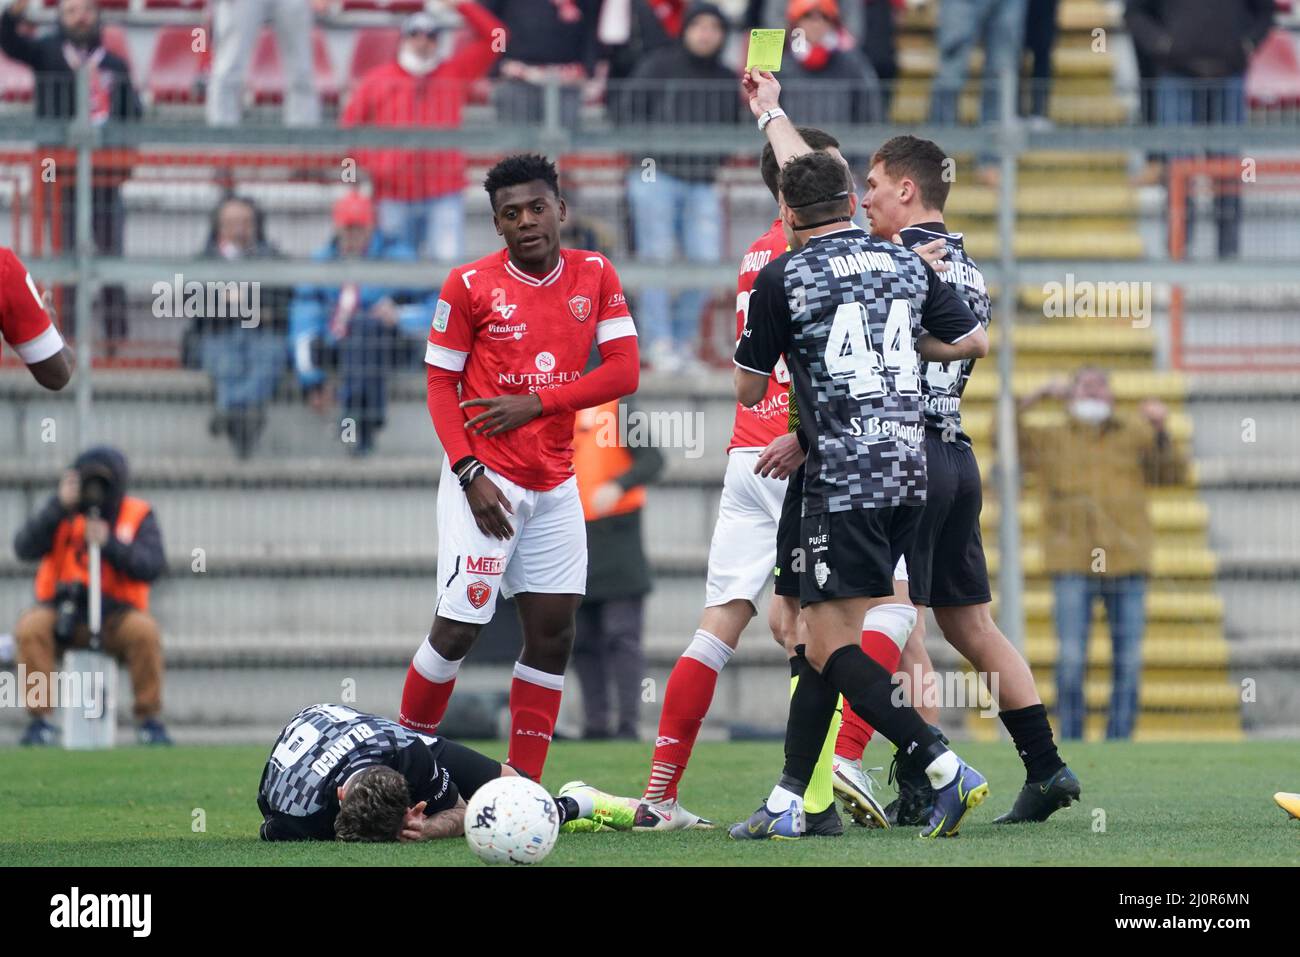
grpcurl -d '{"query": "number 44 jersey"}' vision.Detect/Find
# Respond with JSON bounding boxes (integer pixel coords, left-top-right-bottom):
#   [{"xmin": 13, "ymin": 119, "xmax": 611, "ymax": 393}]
[{"xmin": 734, "ymin": 225, "xmax": 981, "ymax": 516}]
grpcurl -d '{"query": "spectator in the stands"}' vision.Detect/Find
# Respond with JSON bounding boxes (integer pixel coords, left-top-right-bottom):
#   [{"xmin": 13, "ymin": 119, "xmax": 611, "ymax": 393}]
[
  {"xmin": 618, "ymin": 2, "xmax": 741, "ymax": 371},
  {"xmin": 485, "ymin": 0, "xmax": 602, "ymax": 129},
  {"xmin": 779, "ymin": 0, "xmax": 882, "ymax": 126},
  {"xmin": 1125, "ymin": 0, "xmax": 1273, "ymax": 259},
  {"xmin": 571, "ymin": 396, "xmax": 664, "ymax": 740},
  {"xmin": 182, "ymin": 195, "xmax": 291, "ymax": 459},
  {"xmin": 1022, "ymin": 0, "xmax": 1060, "ymax": 127},
  {"xmin": 206, "ymin": 0, "xmax": 323, "ymax": 127},
  {"xmin": 290, "ymin": 193, "xmax": 434, "ymax": 456},
  {"xmin": 1017, "ymin": 368, "xmax": 1189, "ymax": 740},
  {"xmin": 342, "ymin": 3, "xmax": 504, "ymax": 263},
  {"xmin": 0, "ymin": 0, "xmax": 140, "ymax": 352},
  {"xmin": 14, "ymin": 447, "xmax": 170, "ymax": 746},
  {"xmin": 857, "ymin": 0, "xmax": 899, "ymax": 113},
  {"xmin": 599, "ymin": 0, "xmax": 676, "ymax": 81},
  {"xmin": 926, "ymin": 0, "xmax": 1027, "ymax": 129}
]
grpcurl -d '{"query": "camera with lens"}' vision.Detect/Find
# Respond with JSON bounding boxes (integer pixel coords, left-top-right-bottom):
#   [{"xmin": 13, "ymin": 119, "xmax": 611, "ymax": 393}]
[
  {"xmin": 53, "ymin": 582, "xmax": 88, "ymax": 646},
  {"xmin": 76, "ymin": 462, "xmax": 114, "ymax": 515}
]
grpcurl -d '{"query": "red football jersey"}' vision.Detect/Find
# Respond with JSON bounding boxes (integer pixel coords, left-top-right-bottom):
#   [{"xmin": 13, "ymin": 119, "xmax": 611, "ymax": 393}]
[
  {"xmin": 728, "ymin": 220, "xmax": 791, "ymax": 452},
  {"xmin": 0, "ymin": 248, "xmax": 62, "ymax": 364},
  {"xmin": 426, "ymin": 247, "xmax": 636, "ymax": 491}
]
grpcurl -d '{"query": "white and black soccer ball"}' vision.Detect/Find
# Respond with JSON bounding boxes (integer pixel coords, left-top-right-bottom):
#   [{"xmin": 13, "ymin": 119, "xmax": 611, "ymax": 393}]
[{"xmin": 463, "ymin": 776, "xmax": 561, "ymax": 865}]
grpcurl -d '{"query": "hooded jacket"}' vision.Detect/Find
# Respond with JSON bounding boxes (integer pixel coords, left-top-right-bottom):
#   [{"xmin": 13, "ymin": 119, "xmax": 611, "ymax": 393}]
[
  {"xmin": 15, "ymin": 447, "xmax": 166, "ymax": 616},
  {"xmin": 615, "ymin": 3, "xmax": 742, "ymax": 182}
]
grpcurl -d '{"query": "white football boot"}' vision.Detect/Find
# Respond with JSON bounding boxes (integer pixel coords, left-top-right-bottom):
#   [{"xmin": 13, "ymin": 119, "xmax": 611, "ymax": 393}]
[
  {"xmin": 633, "ymin": 798, "xmax": 716, "ymax": 831},
  {"xmin": 831, "ymin": 755, "xmax": 890, "ymax": 829}
]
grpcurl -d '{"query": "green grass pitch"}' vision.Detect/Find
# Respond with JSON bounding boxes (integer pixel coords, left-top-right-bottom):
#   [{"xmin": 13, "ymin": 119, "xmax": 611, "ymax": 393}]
[{"xmin": 1, "ymin": 740, "xmax": 1296, "ymax": 866}]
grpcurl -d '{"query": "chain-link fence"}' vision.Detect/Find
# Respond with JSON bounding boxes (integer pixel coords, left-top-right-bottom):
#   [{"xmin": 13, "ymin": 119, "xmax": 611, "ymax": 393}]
[{"xmin": 1, "ymin": 19, "xmax": 1298, "ymax": 748}]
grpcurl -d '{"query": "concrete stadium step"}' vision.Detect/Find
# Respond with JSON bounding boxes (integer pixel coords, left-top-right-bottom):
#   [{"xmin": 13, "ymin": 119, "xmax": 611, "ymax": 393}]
[
  {"xmin": 898, "ymin": 0, "xmax": 1118, "ymax": 32},
  {"xmin": 982, "ymin": 497, "xmax": 1209, "ymax": 535},
  {"xmin": 984, "ymin": 545, "xmax": 1217, "ymax": 579},
  {"xmin": 890, "ymin": 93, "xmax": 1128, "ymax": 127},
  {"xmin": 1034, "ymin": 678, "xmax": 1240, "ymax": 713},
  {"xmin": 1019, "ymin": 589, "xmax": 1224, "ymax": 623},
  {"xmin": 896, "ymin": 45, "xmax": 1116, "ymax": 79},
  {"xmin": 1020, "ymin": 636, "xmax": 1230, "ymax": 669},
  {"xmin": 958, "ymin": 229, "xmax": 1144, "ymax": 261},
  {"xmin": 0, "ymin": 570, "xmax": 731, "ymax": 654},
  {"xmin": 946, "ymin": 183, "xmax": 1139, "ymax": 219}
]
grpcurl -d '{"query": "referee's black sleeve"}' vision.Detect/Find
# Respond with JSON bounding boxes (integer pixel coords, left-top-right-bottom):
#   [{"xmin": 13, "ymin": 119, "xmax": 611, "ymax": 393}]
[
  {"xmin": 918, "ymin": 260, "xmax": 981, "ymax": 344},
  {"xmin": 734, "ymin": 256, "xmax": 792, "ymax": 376}
]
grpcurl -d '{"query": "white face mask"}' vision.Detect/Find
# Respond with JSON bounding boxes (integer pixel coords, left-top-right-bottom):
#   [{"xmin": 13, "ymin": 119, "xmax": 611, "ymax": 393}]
[
  {"xmin": 398, "ymin": 45, "xmax": 440, "ymax": 76},
  {"xmin": 1069, "ymin": 398, "xmax": 1111, "ymax": 425}
]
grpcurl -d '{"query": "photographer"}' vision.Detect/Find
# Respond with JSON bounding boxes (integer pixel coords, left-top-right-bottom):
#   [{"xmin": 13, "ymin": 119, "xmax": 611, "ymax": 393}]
[{"xmin": 12, "ymin": 447, "xmax": 170, "ymax": 746}]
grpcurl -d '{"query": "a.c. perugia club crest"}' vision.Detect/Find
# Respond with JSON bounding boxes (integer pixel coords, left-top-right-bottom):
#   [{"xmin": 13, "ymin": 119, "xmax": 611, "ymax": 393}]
[
  {"xmin": 568, "ymin": 295, "xmax": 591, "ymax": 321},
  {"xmin": 466, "ymin": 580, "xmax": 491, "ymax": 609}
]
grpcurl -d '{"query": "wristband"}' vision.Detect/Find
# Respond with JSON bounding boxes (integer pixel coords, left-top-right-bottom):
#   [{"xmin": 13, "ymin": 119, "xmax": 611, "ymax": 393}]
[
  {"xmin": 757, "ymin": 108, "xmax": 786, "ymax": 131},
  {"xmin": 459, "ymin": 462, "xmax": 485, "ymax": 490}
]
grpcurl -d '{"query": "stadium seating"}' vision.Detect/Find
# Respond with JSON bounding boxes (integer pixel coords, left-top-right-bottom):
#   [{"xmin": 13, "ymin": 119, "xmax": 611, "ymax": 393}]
[
  {"xmin": 246, "ymin": 26, "xmax": 339, "ymax": 106},
  {"xmin": 346, "ymin": 26, "xmax": 400, "ymax": 89},
  {"xmin": 1247, "ymin": 29, "xmax": 1300, "ymax": 109},
  {"xmin": 0, "ymin": 50, "xmax": 33, "ymax": 103},
  {"xmin": 146, "ymin": 24, "xmax": 206, "ymax": 104}
]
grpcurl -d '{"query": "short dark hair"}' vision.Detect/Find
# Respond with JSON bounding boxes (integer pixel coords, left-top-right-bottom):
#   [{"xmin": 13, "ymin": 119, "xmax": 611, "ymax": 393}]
[
  {"xmin": 761, "ymin": 127, "xmax": 840, "ymax": 201},
  {"xmin": 483, "ymin": 154, "xmax": 560, "ymax": 210},
  {"xmin": 870, "ymin": 135, "xmax": 950, "ymax": 212},
  {"xmin": 335, "ymin": 766, "xmax": 410, "ymax": 842},
  {"xmin": 779, "ymin": 151, "xmax": 852, "ymax": 226}
]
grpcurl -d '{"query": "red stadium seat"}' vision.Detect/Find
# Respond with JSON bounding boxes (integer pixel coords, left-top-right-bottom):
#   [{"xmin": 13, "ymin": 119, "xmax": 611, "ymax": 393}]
[
  {"xmin": 148, "ymin": 25, "xmax": 208, "ymax": 104},
  {"xmin": 1247, "ymin": 30, "xmax": 1300, "ymax": 109},
  {"xmin": 340, "ymin": 0, "xmax": 425, "ymax": 12},
  {"xmin": 101, "ymin": 24, "xmax": 132, "ymax": 68},
  {"xmin": 0, "ymin": 49, "xmax": 33, "ymax": 102},
  {"xmin": 247, "ymin": 27, "xmax": 339, "ymax": 106},
  {"xmin": 347, "ymin": 27, "xmax": 401, "ymax": 89}
]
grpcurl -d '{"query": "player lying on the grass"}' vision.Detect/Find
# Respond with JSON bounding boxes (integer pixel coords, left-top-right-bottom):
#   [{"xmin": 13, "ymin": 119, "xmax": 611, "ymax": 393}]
[
  {"xmin": 257, "ymin": 704, "xmax": 634, "ymax": 842},
  {"xmin": 732, "ymin": 80, "xmax": 991, "ymax": 840},
  {"xmin": 399, "ymin": 153, "xmax": 639, "ymax": 783},
  {"xmin": 833, "ymin": 134, "xmax": 1081, "ymax": 826},
  {"xmin": 630, "ymin": 127, "xmax": 893, "ymax": 835}
]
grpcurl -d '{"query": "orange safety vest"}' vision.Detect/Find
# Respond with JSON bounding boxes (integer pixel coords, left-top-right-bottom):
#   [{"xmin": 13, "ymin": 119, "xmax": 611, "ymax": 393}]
[
  {"xmin": 34, "ymin": 496, "xmax": 152, "ymax": 611},
  {"xmin": 573, "ymin": 400, "xmax": 646, "ymax": 521}
]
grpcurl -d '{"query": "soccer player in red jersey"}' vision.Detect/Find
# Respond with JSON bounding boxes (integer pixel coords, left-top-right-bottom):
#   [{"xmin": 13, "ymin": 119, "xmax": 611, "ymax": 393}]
[
  {"xmin": 629, "ymin": 129, "xmax": 889, "ymax": 833},
  {"xmin": 399, "ymin": 155, "xmax": 639, "ymax": 781},
  {"xmin": 0, "ymin": 247, "xmax": 73, "ymax": 390}
]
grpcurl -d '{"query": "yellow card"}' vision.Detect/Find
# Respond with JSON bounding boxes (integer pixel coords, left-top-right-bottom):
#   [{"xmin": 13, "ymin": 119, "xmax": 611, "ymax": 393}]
[{"xmin": 746, "ymin": 29, "xmax": 785, "ymax": 73}]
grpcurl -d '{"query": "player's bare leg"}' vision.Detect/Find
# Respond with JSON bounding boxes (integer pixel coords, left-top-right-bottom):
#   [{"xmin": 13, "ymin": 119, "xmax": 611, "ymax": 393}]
[
  {"xmin": 509, "ymin": 591, "xmax": 581, "ymax": 780},
  {"xmin": 934, "ymin": 602, "xmax": 1080, "ymax": 822},
  {"xmin": 899, "ymin": 612, "xmax": 940, "ymax": 725},
  {"xmin": 399, "ymin": 615, "xmax": 482, "ymax": 733}
]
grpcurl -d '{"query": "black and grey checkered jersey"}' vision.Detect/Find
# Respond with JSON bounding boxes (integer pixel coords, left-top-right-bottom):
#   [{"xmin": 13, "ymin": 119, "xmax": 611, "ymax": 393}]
[
  {"xmin": 899, "ymin": 223, "xmax": 991, "ymax": 446},
  {"xmin": 735, "ymin": 225, "xmax": 980, "ymax": 514},
  {"xmin": 257, "ymin": 703, "xmax": 457, "ymax": 841}
]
